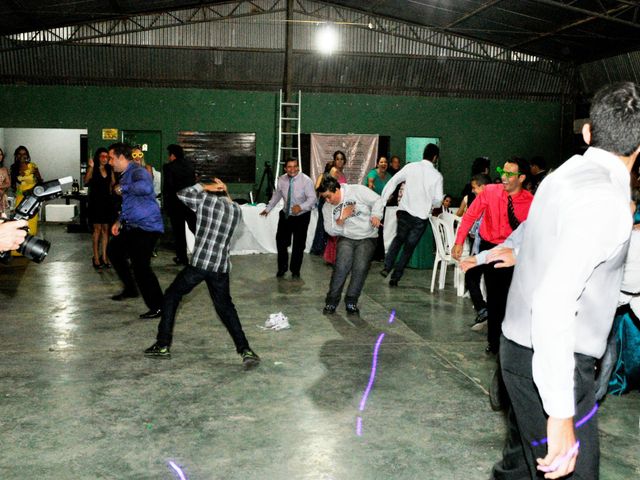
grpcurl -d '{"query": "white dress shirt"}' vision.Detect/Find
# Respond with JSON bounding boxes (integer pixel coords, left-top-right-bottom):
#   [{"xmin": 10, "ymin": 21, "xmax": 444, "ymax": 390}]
[
  {"xmin": 376, "ymin": 160, "xmax": 443, "ymax": 220},
  {"xmin": 502, "ymin": 147, "xmax": 632, "ymax": 418}
]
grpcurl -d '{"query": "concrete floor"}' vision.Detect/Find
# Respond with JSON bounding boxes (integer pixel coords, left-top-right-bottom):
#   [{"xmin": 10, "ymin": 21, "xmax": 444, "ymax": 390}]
[{"xmin": 1, "ymin": 224, "xmax": 638, "ymax": 479}]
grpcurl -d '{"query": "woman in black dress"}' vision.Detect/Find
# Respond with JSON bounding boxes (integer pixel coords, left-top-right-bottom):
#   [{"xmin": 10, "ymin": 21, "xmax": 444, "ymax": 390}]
[{"xmin": 84, "ymin": 147, "xmax": 115, "ymax": 269}]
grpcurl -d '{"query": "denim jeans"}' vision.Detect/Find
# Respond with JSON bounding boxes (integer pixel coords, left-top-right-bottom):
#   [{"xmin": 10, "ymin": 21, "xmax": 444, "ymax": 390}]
[
  {"xmin": 156, "ymin": 265, "xmax": 250, "ymax": 353},
  {"xmin": 325, "ymin": 237, "xmax": 376, "ymax": 306},
  {"xmin": 384, "ymin": 210, "xmax": 429, "ymax": 281},
  {"xmin": 107, "ymin": 227, "xmax": 163, "ymax": 311}
]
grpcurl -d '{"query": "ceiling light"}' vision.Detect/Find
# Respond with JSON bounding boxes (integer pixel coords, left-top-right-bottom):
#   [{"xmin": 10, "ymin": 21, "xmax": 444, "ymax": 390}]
[{"xmin": 316, "ymin": 24, "xmax": 337, "ymax": 55}]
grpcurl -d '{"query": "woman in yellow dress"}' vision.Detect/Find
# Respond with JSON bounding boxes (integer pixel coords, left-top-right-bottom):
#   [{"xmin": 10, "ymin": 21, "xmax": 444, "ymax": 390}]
[
  {"xmin": 0, "ymin": 148, "xmax": 10, "ymax": 218},
  {"xmin": 10, "ymin": 146, "xmax": 43, "ymax": 236}
]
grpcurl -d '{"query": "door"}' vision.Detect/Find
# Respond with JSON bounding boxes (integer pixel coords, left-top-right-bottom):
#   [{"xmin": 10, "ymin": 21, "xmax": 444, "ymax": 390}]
[{"xmin": 121, "ymin": 130, "xmax": 163, "ymax": 171}]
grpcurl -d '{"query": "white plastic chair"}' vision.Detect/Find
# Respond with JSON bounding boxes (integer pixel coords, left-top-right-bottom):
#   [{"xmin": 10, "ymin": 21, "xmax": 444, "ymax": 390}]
[{"xmin": 429, "ymin": 216, "xmax": 466, "ymax": 295}]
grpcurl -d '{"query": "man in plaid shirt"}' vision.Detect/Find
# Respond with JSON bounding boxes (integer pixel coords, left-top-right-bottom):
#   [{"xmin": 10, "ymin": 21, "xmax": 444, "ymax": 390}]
[{"xmin": 144, "ymin": 177, "xmax": 260, "ymax": 369}]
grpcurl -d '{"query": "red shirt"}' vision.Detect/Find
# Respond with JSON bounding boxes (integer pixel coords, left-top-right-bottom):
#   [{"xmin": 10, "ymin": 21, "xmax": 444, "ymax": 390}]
[{"xmin": 455, "ymin": 184, "xmax": 534, "ymax": 246}]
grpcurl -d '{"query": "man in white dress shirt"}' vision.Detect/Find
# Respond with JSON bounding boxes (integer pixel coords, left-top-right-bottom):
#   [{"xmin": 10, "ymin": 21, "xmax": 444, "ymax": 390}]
[
  {"xmin": 375, "ymin": 143, "xmax": 443, "ymax": 286},
  {"xmin": 489, "ymin": 82, "xmax": 640, "ymax": 480},
  {"xmin": 260, "ymin": 158, "xmax": 316, "ymax": 279}
]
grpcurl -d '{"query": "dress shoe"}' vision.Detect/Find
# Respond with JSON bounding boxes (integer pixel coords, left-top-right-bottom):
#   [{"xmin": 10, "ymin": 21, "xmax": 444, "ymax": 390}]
[
  {"xmin": 173, "ymin": 257, "xmax": 188, "ymax": 266},
  {"xmin": 291, "ymin": 273, "xmax": 300, "ymax": 279},
  {"xmin": 276, "ymin": 271, "xmax": 286, "ymax": 278},
  {"xmin": 389, "ymin": 279, "xmax": 398, "ymax": 287},
  {"xmin": 139, "ymin": 309, "xmax": 162, "ymax": 319},
  {"xmin": 111, "ymin": 291, "xmax": 139, "ymax": 301},
  {"xmin": 485, "ymin": 344, "xmax": 497, "ymax": 355},
  {"xmin": 380, "ymin": 268, "xmax": 390, "ymax": 278}
]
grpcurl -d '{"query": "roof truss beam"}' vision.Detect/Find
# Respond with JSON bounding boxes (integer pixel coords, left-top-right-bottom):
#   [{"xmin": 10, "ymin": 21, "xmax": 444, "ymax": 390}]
[
  {"xmin": 297, "ymin": 0, "xmax": 569, "ymax": 77},
  {"xmin": 530, "ymin": 0, "xmax": 640, "ymax": 31},
  {"xmin": 0, "ymin": 0, "xmax": 286, "ymax": 51}
]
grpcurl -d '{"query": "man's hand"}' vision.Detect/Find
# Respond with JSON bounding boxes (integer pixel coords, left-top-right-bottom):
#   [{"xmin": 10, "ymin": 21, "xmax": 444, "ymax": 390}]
[
  {"xmin": 536, "ymin": 417, "xmax": 578, "ymax": 479},
  {"xmin": 202, "ymin": 178, "xmax": 227, "ymax": 194},
  {"xmin": 459, "ymin": 256, "xmax": 477, "ymax": 272},
  {"xmin": 341, "ymin": 205, "xmax": 355, "ymax": 220},
  {"xmin": 371, "ymin": 216, "xmax": 381, "ymax": 228},
  {"xmin": 111, "ymin": 221, "xmax": 121, "ymax": 237},
  {"xmin": 0, "ymin": 220, "xmax": 28, "ymax": 251},
  {"xmin": 487, "ymin": 247, "xmax": 516, "ymax": 268},
  {"xmin": 451, "ymin": 244, "xmax": 463, "ymax": 260},
  {"xmin": 291, "ymin": 205, "xmax": 302, "ymax": 215}
]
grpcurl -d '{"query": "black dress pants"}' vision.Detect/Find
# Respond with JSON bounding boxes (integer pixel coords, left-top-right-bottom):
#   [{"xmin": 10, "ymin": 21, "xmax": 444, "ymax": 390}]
[
  {"xmin": 465, "ymin": 262, "xmax": 487, "ymax": 313},
  {"xmin": 169, "ymin": 204, "xmax": 196, "ymax": 263},
  {"xmin": 107, "ymin": 227, "xmax": 163, "ymax": 311},
  {"xmin": 493, "ymin": 336, "xmax": 599, "ymax": 479},
  {"xmin": 156, "ymin": 265, "xmax": 250, "ymax": 353},
  {"xmin": 480, "ymin": 239, "xmax": 514, "ymax": 353},
  {"xmin": 276, "ymin": 210, "xmax": 311, "ymax": 275}
]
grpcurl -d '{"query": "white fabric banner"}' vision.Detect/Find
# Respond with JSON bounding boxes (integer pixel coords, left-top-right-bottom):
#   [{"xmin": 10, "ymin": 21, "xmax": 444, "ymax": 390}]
[{"xmin": 310, "ymin": 134, "xmax": 378, "ymax": 185}]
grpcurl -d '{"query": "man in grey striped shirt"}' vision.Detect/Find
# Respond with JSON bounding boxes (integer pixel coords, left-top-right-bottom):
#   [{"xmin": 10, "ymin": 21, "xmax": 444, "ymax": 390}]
[{"xmin": 144, "ymin": 178, "xmax": 260, "ymax": 369}]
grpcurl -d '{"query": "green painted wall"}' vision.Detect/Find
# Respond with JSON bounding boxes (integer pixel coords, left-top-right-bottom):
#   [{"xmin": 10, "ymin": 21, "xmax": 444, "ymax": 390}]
[{"xmin": 0, "ymin": 85, "xmax": 561, "ymax": 201}]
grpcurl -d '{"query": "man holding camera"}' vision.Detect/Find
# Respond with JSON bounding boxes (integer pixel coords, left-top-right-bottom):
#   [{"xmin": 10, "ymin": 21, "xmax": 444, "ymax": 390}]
[
  {"xmin": 107, "ymin": 142, "xmax": 164, "ymax": 319},
  {"xmin": 0, "ymin": 220, "xmax": 28, "ymax": 252},
  {"xmin": 144, "ymin": 178, "xmax": 260, "ymax": 369}
]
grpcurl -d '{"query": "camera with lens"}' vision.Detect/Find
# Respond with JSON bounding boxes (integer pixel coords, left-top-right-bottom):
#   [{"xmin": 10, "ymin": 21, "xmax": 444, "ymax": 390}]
[{"xmin": 0, "ymin": 176, "xmax": 73, "ymax": 264}]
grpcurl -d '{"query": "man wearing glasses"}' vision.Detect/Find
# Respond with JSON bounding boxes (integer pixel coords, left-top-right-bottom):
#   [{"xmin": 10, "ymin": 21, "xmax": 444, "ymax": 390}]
[{"xmin": 452, "ymin": 157, "xmax": 533, "ymax": 354}]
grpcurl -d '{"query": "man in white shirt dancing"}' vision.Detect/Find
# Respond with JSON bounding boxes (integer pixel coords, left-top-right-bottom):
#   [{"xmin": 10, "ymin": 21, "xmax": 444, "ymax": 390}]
[
  {"xmin": 375, "ymin": 143, "xmax": 443, "ymax": 286},
  {"xmin": 491, "ymin": 82, "xmax": 640, "ymax": 479},
  {"xmin": 316, "ymin": 175, "xmax": 384, "ymax": 315}
]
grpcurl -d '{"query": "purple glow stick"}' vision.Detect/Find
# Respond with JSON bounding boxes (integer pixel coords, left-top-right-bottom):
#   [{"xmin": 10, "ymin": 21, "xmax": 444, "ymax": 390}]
[
  {"xmin": 531, "ymin": 403, "xmax": 599, "ymax": 446},
  {"xmin": 388, "ymin": 310, "xmax": 396, "ymax": 324},
  {"xmin": 356, "ymin": 416, "xmax": 363, "ymax": 436},
  {"xmin": 574, "ymin": 403, "xmax": 599, "ymax": 429},
  {"xmin": 359, "ymin": 333, "xmax": 386, "ymax": 412},
  {"xmin": 169, "ymin": 461, "xmax": 188, "ymax": 480},
  {"xmin": 537, "ymin": 440, "xmax": 580, "ymax": 473}
]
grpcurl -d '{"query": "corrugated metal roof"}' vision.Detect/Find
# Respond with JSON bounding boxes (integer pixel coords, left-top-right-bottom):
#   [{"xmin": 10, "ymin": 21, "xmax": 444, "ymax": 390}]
[
  {"xmin": 579, "ymin": 51, "xmax": 640, "ymax": 96},
  {"xmin": 0, "ymin": 0, "xmax": 574, "ymax": 100}
]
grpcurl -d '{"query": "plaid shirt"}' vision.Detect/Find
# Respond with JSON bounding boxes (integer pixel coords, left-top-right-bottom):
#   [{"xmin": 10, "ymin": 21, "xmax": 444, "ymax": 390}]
[{"xmin": 177, "ymin": 184, "xmax": 241, "ymax": 273}]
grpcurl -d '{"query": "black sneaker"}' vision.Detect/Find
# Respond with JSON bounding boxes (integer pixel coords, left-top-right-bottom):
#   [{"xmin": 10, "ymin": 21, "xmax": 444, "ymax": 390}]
[
  {"xmin": 345, "ymin": 303, "xmax": 360, "ymax": 315},
  {"xmin": 144, "ymin": 343, "xmax": 171, "ymax": 358},
  {"xmin": 241, "ymin": 349, "xmax": 261, "ymax": 370},
  {"xmin": 276, "ymin": 271, "xmax": 286, "ymax": 278},
  {"xmin": 380, "ymin": 268, "xmax": 390, "ymax": 278},
  {"xmin": 323, "ymin": 304, "xmax": 337, "ymax": 314},
  {"xmin": 389, "ymin": 279, "xmax": 398, "ymax": 287}
]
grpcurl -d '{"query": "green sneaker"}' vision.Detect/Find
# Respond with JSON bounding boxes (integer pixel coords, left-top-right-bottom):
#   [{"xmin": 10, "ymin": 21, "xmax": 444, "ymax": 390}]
[
  {"xmin": 144, "ymin": 343, "xmax": 171, "ymax": 359},
  {"xmin": 241, "ymin": 349, "xmax": 261, "ymax": 370}
]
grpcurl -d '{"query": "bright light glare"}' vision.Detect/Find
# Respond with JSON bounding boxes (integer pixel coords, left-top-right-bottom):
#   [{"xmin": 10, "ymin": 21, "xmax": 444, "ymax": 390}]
[{"xmin": 316, "ymin": 25, "xmax": 337, "ymax": 54}]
